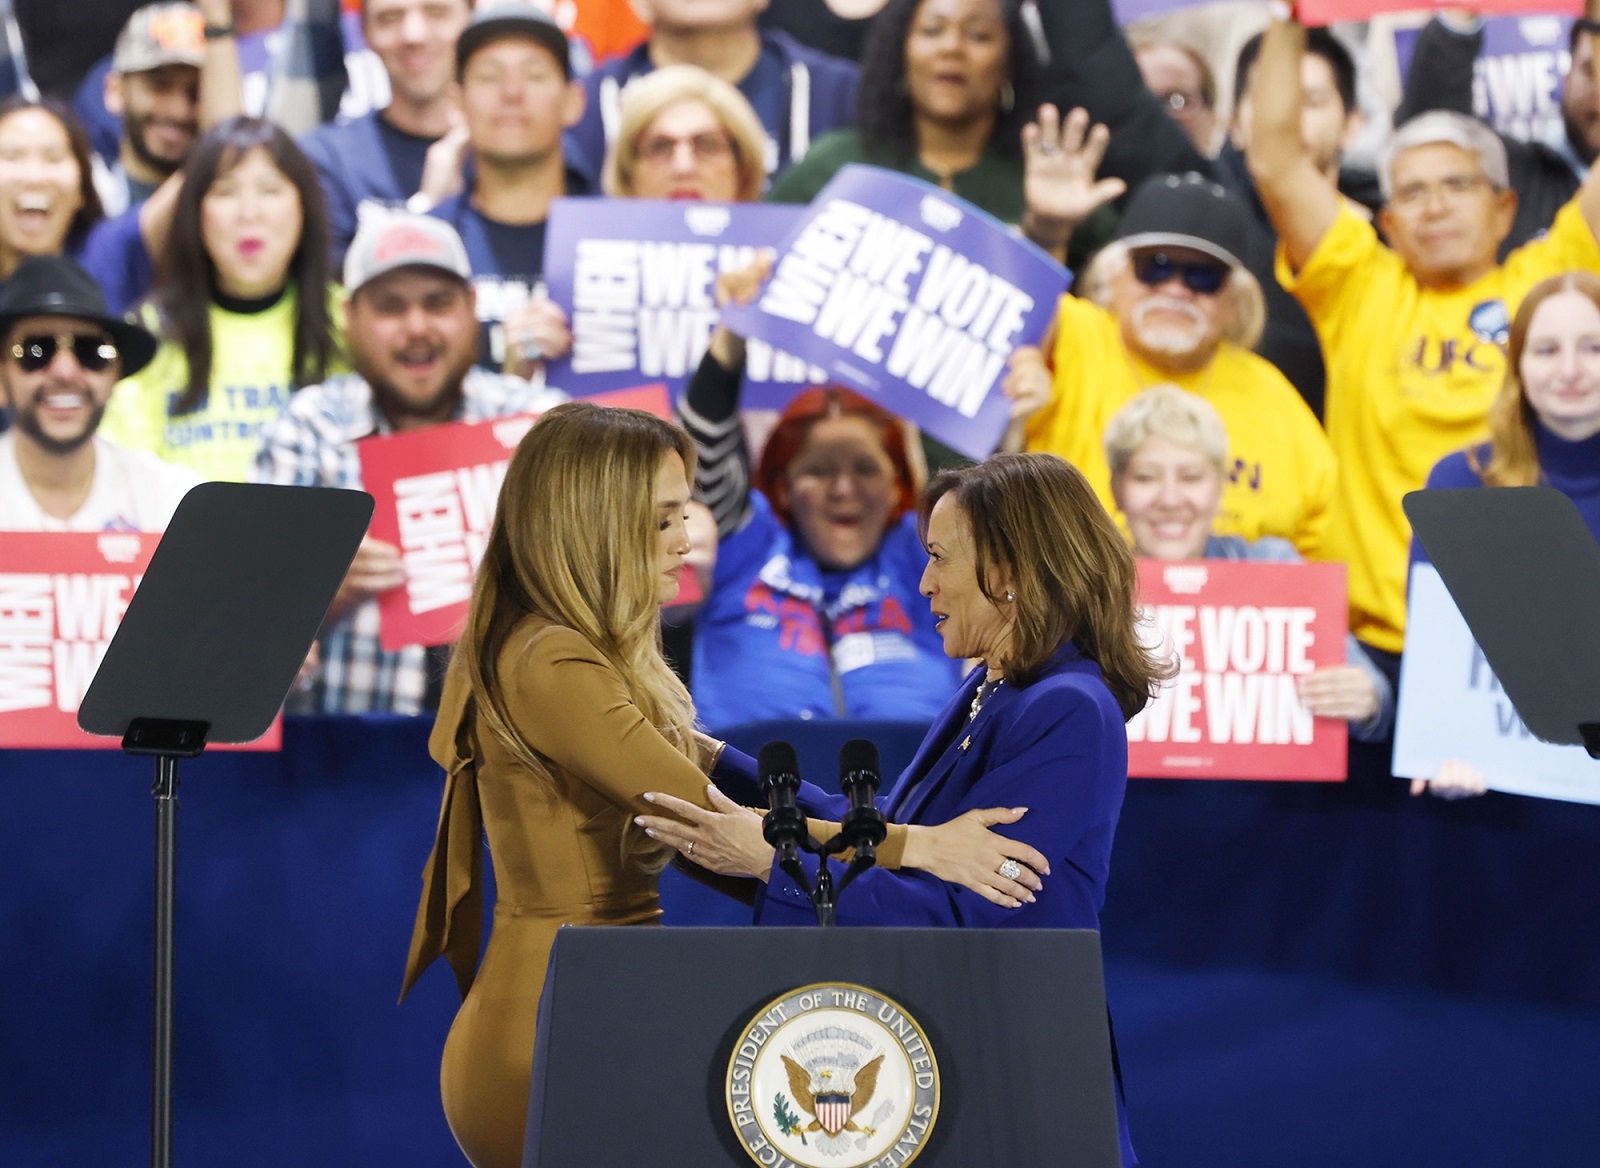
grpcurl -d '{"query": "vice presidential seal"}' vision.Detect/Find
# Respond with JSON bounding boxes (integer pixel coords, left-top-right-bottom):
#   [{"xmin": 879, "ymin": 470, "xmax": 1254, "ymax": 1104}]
[{"xmin": 726, "ymin": 982, "xmax": 940, "ymax": 1168}]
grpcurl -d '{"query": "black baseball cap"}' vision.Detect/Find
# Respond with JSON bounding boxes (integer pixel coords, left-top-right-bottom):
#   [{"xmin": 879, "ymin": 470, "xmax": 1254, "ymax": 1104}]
[
  {"xmin": 456, "ymin": 4, "xmax": 571, "ymax": 79},
  {"xmin": 1114, "ymin": 172, "xmax": 1251, "ymax": 271}
]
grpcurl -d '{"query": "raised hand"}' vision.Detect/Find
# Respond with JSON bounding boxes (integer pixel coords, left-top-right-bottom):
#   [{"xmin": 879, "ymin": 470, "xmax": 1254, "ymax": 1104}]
[{"xmin": 1021, "ymin": 105, "xmax": 1127, "ymax": 260}]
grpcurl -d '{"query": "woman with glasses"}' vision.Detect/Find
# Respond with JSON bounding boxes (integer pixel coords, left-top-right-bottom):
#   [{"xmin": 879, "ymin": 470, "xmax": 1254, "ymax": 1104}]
[
  {"xmin": 682, "ymin": 361, "xmax": 968, "ymax": 728},
  {"xmin": 500, "ymin": 66, "xmax": 769, "ymax": 378},
  {"xmin": 98, "ymin": 117, "xmax": 342, "ymax": 482},
  {"xmin": 677, "ymin": 255, "xmax": 965, "ymax": 728},
  {"xmin": 602, "ymin": 65, "xmax": 768, "ymax": 203}
]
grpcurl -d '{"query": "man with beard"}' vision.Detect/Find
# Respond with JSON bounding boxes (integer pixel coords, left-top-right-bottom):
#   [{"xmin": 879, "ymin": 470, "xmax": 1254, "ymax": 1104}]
[
  {"xmin": 1006, "ymin": 172, "xmax": 1336, "ymax": 558},
  {"xmin": 76, "ymin": 0, "xmax": 243, "ymax": 314},
  {"xmin": 100, "ymin": 2, "xmax": 241, "ymax": 216},
  {"xmin": 1395, "ymin": 4, "xmax": 1600, "ymax": 254},
  {"xmin": 252, "ymin": 211, "xmax": 563, "ymax": 714},
  {"xmin": 0, "ymin": 254, "xmax": 197, "ymax": 530},
  {"xmin": 299, "ymin": 0, "xmax": 473, "ymax": 272}
]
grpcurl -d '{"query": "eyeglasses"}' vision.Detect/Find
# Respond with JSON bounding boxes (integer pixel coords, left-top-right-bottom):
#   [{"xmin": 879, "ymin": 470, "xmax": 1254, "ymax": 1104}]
[
  {"xmin": 635, "ymin": 131, "xmax": 734, "ymax": 166},
  {"xmin": 1130, "ymin": 252, "xmax": 1230, "ymax": 295},
  {"xmin": 8, "ymin": 332, "xmax": 119, "ymax": 372},
  {"xmin": 1388, "ymin": 173, "xmax": 1494, "ymax": 209}
]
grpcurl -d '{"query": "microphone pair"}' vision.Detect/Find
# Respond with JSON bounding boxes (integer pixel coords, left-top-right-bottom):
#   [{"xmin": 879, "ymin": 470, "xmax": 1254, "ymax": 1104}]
[{"xmin": 758, "ymin": 738, "xmax": 888, "ymax": 862}]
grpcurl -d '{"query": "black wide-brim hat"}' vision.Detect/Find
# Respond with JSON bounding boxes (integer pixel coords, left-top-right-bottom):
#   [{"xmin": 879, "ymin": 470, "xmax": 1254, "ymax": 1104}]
[
  {"xmin": 1114, "ymin": 172, "xmax": 1251, "ymax": 271},
  {"xmin": 0, "ymin": 254, "xmax": 159, "ymax": 377}
]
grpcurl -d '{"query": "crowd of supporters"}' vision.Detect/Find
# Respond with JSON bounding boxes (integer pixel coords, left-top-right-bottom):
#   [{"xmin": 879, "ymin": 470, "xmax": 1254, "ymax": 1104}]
[{"xmin": 2, "ymin": 0, "xmax": 1598, "ymax": 799}]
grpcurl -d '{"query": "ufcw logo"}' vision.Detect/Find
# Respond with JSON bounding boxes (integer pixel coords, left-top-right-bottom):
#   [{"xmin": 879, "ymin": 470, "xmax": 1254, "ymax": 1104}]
[{"xmin": 1163, "ymin": 564, "xmax": 1208, "ymax": 595}]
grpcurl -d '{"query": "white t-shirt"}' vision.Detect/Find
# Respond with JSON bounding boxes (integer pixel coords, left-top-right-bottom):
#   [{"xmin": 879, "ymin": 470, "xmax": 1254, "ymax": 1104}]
[{"xmin": 0, "ymin": 433, "xmax": 201, "ymax": 532}]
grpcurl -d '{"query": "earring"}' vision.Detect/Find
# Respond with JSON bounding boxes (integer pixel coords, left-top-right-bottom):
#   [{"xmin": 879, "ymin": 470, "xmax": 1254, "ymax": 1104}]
[
  {"xmin": 1005, "ymin": 590, "xmax": 1016, "ymax": 603},
  {"xmin": 999, "ymin": 83, "xmax": 1015, "ymax": 114}
]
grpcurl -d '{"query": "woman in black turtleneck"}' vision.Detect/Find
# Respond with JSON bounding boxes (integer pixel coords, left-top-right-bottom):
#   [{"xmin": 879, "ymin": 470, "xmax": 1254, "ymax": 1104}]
[{"xmin": 100, "ymin": 116, "xmax": 342, "ymax": 481}]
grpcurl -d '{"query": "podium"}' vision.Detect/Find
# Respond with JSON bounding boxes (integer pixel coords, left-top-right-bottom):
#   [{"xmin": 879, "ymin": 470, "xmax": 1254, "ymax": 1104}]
[{"xmin": 524, "ymin": 927, "xmax": 1121, "ymax": 1167}]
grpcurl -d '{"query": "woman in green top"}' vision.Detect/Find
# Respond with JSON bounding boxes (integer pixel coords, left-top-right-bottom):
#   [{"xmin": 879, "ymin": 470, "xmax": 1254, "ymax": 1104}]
[
  {"xmin": 768, "ymin": 0, "xmax": 1123, "ymax": 268},
  {"xmin": 103, "ymin": 117, "xmax": 342, "ymax": 482}
]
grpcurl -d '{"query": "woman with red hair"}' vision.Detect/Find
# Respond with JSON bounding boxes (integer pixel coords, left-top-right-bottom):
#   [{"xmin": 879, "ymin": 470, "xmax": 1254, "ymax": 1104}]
[{"xmin": 680, "ymin": 267, "xmax": 965, "ymax": 728}]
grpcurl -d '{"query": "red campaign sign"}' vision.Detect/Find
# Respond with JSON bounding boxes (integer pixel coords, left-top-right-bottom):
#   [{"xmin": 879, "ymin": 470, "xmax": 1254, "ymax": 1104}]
[
  {"xmin": 0, "ymin": 533, "xmax": 282, "ymax": 751},
  {"xmin": 358, "ymin": 384, "xmax": 696, "ymax": 651},
  {"xmin": 1128, "ymin": 558, "xmax": 1348, "ymax": 781},
  {"xmin": 1298, "ymin": 0, "xmax": 1580, "ymax": 26}
]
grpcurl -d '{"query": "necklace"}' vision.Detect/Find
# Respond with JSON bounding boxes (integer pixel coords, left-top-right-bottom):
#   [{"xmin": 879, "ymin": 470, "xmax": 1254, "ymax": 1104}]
[{"xmin": 968, "ymin": 677, "xmax": 1004, "ymax": 721}]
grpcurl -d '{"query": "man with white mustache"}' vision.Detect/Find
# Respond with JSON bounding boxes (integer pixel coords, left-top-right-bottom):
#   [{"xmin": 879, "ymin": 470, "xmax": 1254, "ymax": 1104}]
[
  {"xmin": 0, "ymin": 253, "xmax": 198, "ymax": 530},
  {"xmin": 1006, "ymin": 171, "xmax": 1337, "ymax": 559},
  {"xmin": 251, "ymin": 211, "xmax": 563, "ymax": 715}
]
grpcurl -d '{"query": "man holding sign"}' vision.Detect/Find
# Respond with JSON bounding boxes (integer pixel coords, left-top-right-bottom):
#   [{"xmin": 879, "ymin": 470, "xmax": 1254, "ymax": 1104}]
[{"xmin": 252, "ymin": 212, "xmax": 562, "ymax": 715}]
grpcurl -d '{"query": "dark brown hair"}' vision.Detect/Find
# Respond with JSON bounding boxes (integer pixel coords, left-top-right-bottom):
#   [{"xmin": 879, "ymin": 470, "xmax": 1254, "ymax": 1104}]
[
  {"xmin": 0, "ymin": 96, "xmax": 103, "ymax": 257},
  {"xmin": 152, "ymin": 117, "xmax": 337, "ymax": 415},
  {"xmin": 920, "ymin": 453, "xmax": 1169, "ymax": 720},
  {"xmin": 1472, "ymin": 270, "xmax": 1600, "ymax": 487}
]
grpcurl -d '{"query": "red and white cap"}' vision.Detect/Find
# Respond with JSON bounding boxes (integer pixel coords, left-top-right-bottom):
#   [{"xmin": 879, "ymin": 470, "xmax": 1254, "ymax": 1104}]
[{"xmin": 343, "ymin": 212, "xmax": 473, "ymax": 296}]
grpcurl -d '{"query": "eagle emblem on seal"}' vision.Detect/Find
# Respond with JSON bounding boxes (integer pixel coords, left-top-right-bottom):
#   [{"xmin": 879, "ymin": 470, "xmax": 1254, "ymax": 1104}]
[{"xmin": 777, "ymin": 1026, "xmax": 887, "ymax": 1148}]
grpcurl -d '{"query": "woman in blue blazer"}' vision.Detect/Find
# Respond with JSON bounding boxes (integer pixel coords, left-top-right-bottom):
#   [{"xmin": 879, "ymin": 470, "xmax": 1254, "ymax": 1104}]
[{"xmin": 642, "ymin": 453, "xmax": 1166, "ymax": 1165}]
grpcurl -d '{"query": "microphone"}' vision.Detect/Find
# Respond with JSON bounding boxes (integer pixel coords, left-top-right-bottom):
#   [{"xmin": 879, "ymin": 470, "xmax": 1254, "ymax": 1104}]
[
  {"xmin": 758, "ymin": 740, "xmax": 806, "ymax": 863},
  {"xmin": 838, "ymin": 738, "xmax": 887, "ymax": 858}
]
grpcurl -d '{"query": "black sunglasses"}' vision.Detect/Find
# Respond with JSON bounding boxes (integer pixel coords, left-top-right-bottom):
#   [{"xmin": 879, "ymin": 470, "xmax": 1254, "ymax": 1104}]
[
  {"xmin": 1130, "ymin": 252, "xmax": 1229, "ymax": 296},
  {"xmin": 9, "ymin": 332, "xmax": 119, "ymax": 373}
]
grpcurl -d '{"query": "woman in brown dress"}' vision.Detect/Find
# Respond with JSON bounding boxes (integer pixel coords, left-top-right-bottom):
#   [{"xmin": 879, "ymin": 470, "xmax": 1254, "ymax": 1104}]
[{"xmin": 400, "ymin": 402, "xmax": 1045, "ymax": 1168}]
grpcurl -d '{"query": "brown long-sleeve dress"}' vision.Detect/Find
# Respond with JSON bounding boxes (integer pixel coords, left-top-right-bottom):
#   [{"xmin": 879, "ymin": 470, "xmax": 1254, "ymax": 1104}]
[{"xmin": 399, "ymin": 619, "xmax": 732, "ymax": 1168}]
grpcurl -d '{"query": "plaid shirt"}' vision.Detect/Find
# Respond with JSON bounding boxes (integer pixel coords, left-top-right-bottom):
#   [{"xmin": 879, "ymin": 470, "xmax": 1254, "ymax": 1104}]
[{"xmin": 252, "ymin": 369, "xmax": 564, "ymax": 715}]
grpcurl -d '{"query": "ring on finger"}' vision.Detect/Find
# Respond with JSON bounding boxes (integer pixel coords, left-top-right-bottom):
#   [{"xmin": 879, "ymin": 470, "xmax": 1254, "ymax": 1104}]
[
  {"xmin": 997, "ymin": 858, "xmax": 1022, "ymax": 881},
  {"xmin": 685, "ymin": 839, "xmax": 696, "ymax": 856}
]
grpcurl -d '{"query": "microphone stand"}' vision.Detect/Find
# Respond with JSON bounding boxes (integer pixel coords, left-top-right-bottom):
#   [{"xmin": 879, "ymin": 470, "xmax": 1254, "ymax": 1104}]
[{"xmin": 762, "ymin": 742, "xmax": 887, "ymax": 927}]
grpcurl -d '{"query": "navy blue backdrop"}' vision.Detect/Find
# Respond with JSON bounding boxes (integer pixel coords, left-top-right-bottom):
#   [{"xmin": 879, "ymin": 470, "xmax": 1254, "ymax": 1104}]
[{"xmin": 4, "ymin": 716, "xmax": 1598, "ymax": 1165}]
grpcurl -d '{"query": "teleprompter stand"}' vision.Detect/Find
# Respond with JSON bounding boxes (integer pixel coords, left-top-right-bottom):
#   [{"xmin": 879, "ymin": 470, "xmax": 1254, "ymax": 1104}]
[
  {"xmin": 77, "ymin": 483, "xmax": 373, "ymax": 1168},
  {"xmin": 523, "ymin": 928, "xmax": 1122, "ymax": 1167},
  {"xmin": 1405, "ymin": 485, "xmax": 1600, "ymax": 757}
]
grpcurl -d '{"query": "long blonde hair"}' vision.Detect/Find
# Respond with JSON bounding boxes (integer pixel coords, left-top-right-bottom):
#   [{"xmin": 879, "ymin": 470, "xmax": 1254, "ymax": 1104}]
[
  {"xmin": 454, "ymin": 401, "xmax": 699, "ymax": 867},
  {"xmin": 1473, "ymin": 270, "xmax": 1600, "ymax": 487}
]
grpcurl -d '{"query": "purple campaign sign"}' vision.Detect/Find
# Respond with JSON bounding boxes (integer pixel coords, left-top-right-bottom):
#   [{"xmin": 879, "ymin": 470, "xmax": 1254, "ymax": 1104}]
[
  {"xmin": 1393, "ymin": 15, "xmax": 1574, "ymax": 145},
  {"xmin": 1111, "ymin": 0, "xmax": 1204, "ymax": 23},
  {"xmin": 542, "ymin": 198, "xmax": 822, "ymax": 408},
  {"xmin": 719, "ymin": 165, "xmax": 1070, "ymax": 462}
]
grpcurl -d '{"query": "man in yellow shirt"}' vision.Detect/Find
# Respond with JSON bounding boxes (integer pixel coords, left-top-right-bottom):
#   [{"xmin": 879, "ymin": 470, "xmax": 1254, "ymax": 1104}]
[
  {"xmin": 1014, "ymin": 171, "xmax": 1337, "ymax": 559},
  {"xmin": 1245, "ymin": 14, "xmax": 1600, "ymax": 668}
]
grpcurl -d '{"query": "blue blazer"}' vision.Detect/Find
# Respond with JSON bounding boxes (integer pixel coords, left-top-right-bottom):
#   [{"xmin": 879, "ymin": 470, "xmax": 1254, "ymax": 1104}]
[
  {"xmin": 713, "ymin": 641, "xmax": 1137, "ymax": 1164},
  {"xmin": 746, "ymin": 641, "xmax": 1130, "ymax": 931}
]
